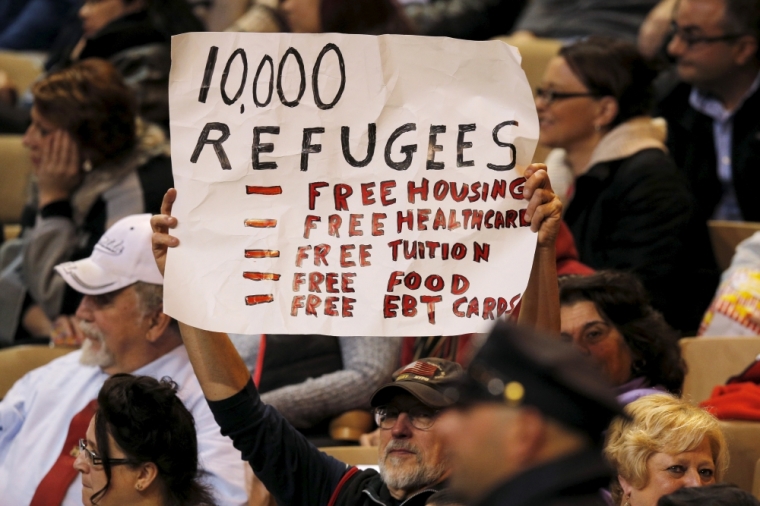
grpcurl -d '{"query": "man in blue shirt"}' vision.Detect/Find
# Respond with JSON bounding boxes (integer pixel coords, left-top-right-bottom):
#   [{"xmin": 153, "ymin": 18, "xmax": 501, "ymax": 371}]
[
  {"xmin": 658, "ymin": 0, "xmax": 760, "ymax": 223},
  {"xmin": 655, "ymin": 0, "xmax": 760, "ymax": 330}
]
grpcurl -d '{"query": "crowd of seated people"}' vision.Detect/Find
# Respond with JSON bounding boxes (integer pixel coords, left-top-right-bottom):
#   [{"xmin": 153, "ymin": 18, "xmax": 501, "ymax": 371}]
[
  {"xmin": 0, "ymin": 0, "xmax": 203, "ymax": 133},
  {"xmin": 0, "ymin": 0, "xmax": 759, "ymax": 504}
]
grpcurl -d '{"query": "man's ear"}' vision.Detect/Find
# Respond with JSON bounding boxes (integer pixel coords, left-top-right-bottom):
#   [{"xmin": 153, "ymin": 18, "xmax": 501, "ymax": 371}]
[
  {"xmin": 145, "ymin": 307, "xmax": 172, "ymax": 343},
  {"xmin": 595, "ymin": 96, "xmax": 619, "ymax": 131},
  {"xmin": 510, "ymin": 407, "xmax": 546, "ymax": 463},
  {"xmin": 734, "ymin": 36, "xmax": 759, "ymax": 66}
]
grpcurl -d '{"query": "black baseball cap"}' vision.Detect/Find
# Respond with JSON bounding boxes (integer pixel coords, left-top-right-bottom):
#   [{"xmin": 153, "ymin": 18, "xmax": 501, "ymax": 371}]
[
  {"xmin": 370, "ymin": 357, "xmax": 465, "ymax": 409},
  {"xmin": 451, "ymin": 321, "xmax": 624, "ymax": 442}
]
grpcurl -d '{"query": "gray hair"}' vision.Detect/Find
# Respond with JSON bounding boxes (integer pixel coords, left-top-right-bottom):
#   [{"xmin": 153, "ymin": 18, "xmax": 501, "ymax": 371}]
[{"xmin": 132, "ymin": 281, "xmax": 163, "ymax": 319}]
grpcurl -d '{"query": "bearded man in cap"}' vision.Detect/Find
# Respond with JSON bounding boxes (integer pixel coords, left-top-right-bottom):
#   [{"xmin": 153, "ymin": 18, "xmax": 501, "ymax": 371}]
[
  {"xmin": 437, "ymin": 321, "xmax": 623, "ymax": 506},
  {"xmin": 0, "ymin": 214, "xmax": 247, "ymax": 506}
]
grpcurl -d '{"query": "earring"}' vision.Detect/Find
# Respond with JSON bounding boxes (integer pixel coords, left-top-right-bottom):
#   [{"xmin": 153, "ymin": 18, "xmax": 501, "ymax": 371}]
[
  {"xmin": 594, "ymin": 124, "xmax": 602, "ymax": 132},
  {"xmin": 82, "ymin": 159, "xmax": 93, "ymax": 173},
  {"xmin": 136, "ymin": 483, "xmax": 143, "ymax": 491},
  {"xmin": 624, "ymin": 492, "xmax": 632, "ymax": 506}
]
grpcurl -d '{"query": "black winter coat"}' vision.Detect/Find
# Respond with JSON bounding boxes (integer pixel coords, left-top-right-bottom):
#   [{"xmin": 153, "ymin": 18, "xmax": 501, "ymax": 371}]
[
  {"xmin": 658, "ymin": 81, "xmax": 760, "ymax": 223},
  {"xmin": 474, "ymin": 449, "xmax": 612, "ymax": 506},
  {"xmin": 564, "ymin": 148, "xmax": 702, "ymax": 332}
]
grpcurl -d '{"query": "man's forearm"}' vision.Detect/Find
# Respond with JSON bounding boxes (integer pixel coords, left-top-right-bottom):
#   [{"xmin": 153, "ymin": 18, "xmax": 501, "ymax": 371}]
[
  {"xmin": 178, "ymin": 323, "xmax": 252, "ymax": 401},
  {"xmin": 517, "ymin": 245, "xmax": 560, "ymax": 334}
]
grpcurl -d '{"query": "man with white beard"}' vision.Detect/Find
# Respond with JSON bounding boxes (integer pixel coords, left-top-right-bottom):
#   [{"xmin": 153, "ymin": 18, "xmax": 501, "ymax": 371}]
[{"xmin": 0, "ymin": 214, "xmax": 247, "ymax": 506}]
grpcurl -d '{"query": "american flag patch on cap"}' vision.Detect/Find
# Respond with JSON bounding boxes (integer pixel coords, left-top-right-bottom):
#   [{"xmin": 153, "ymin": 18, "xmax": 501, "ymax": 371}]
[{"xmin": 400, "ymin": 361, "xmax": 440, "ymax": 378}]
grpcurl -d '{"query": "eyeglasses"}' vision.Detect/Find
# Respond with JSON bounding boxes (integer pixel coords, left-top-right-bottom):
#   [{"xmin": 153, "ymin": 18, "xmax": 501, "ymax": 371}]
[
  {"xmin": 535, "ymin": 87, "xmax": 598, "ymax": 105},
  {"xmin": 78, "ymin": 439, "xmax": 134, "ymax": 467},
  {"xmin": 669, "ymin": 21, "xmax": 745, "ymax": 48},
  {"xmin": 374, "ymin": 405, "xmax": 440, "ymax": 430}
]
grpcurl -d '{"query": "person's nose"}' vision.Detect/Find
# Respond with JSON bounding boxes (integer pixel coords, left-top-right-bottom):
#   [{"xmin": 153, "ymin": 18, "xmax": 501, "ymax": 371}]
[
  {"xmin": 667, "ymin": 33, "xmax": 687, "ymax": 58},
  {"xmin": 73, "ymin": 449, "xmax": 88, "ymax": 474},
  {"xmin": 22, "ymin": 124, "xmax": 37, "ymax": 149},
  {"xmin": 682, "ymin": 469, "xmax": 703, "ymax": 488},
  {"xmin": 390, "ymin": 412, "xmax": 414, "ymax": 439},
  {"xmin": 535, "ymin": 94, "xmax": 549, "ymax": 112},
  {"xmin": 75, "ymin": 296, "xmax": 95, "ymax": 322},
  {"xmin": 79, "ymin": 2, "xmax": 90, "ymax": 20},
  {"xmin": 571, "ymin": 336, "xmax": 590, "ymax": 355}
]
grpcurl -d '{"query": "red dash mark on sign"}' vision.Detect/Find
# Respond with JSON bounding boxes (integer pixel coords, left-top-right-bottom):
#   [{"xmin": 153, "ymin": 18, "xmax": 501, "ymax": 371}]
[
  {"xmin": 245, "ymin": 294, "xmax": 274, "ymax": 305},
  {"xmin": 244, "ymin": 219, "xmax": 277, "ymax": 228},
  {"xmin": 245, "ymin": 249, "xmax": 280, "ymax": 258},
  {"xmin": 246, "ymin": 185, "xmax": 283, "ymax": 195},
  {"xmin": 243, "ymin": 272, "xmax": 281, "ymax": 281}
]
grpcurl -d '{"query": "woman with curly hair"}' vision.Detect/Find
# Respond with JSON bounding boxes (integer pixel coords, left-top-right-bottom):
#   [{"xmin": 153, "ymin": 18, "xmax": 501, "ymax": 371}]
[
  {"xmin": 560, "ymin": 270, "xmax": 686, "ymax": 403},
  {"xmin": 74, "ymin": 374, "xmax": 216, "ymax": 506}
]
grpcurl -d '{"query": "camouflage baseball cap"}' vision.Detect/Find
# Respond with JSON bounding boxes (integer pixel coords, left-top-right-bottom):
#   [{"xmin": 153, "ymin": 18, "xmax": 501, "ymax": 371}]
[{"xmin": 370, "ymin": 357, "xmax": 464, "ymax": 409}]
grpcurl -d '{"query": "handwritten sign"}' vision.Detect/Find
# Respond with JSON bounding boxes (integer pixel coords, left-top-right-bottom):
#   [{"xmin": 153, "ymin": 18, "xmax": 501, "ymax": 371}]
[{"xmin": 166, "ymin": 33, "xmax": 538, "ymax": 336}]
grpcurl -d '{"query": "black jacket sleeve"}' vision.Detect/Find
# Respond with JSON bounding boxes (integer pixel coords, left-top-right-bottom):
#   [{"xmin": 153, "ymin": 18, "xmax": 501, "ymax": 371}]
[{"xmin": 206, "ymin": 378, "xmax": 351, "ymax": 506}]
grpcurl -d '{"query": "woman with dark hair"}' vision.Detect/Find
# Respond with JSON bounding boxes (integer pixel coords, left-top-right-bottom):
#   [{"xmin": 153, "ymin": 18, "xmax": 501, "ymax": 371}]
[
  {"xmin": 74, "ymin": 374, "xmax": 216, "ymax": 506},
  {"xmin": 559, "ymin": 271, "xmax": 686, "ymax": 402},
  {"xmin": 0, "ymin": 58, "xmax": 172, "ymax": 345},
  {"xmin": 316, "ymin": 0, "xmax": 414, "ymax": 34},
  {"xmin": 46, "ymin": 0, "xmax": 204, "ymax": 128},
  {"xmin": 537, "ymin": 36, "xmax": 695, "ymax": 332}
]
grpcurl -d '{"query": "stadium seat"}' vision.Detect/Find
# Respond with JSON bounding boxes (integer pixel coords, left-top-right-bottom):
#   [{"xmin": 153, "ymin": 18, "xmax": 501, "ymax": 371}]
[{"xmin": 680, "ymin": 336, "xmax": 760, "ymax": 404}]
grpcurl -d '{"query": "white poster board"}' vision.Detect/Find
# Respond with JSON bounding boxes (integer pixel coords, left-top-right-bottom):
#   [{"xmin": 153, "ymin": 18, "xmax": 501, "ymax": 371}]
[{"xmin": 166, "ymin": 33, "xmax": 539, "ymax": 336}]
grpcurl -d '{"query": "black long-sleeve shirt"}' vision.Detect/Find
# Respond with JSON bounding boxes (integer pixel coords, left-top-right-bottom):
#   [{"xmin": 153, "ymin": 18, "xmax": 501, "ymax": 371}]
[{"xmin": 207, "ymin": 379, "xmax": 441, "ymax": 506}]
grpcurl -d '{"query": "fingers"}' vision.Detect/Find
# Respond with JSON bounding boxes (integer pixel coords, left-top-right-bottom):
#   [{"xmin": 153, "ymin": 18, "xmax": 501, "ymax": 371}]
[
  {"xmin": 522, "ymin": 164, "xmax": 553, "ymax": 200},
  {"xmin": 38, "ymin": 130, "xmax": 81, "ymax": 180},
  {"xmin": 151, "ymin": 190, "xmax": 178, "ymax": 235},
  {"xmin": 151, "ymin": 228, "xmax": 179, "ymax": 248},
  {"xmin": 51, "ymin": 315, "xmax": 84, "ymax": 347},
  {"xmin": 523, "ymin": 187, "xmax": 555, "ymax": 224},
  {"xmin": 520, "ymin": 165, "xmax": 563, "ymax": 245},
  {"xmin": 60, "ymin": 130, "xmax": 79, "ymax": 170},
  {"xmin": 38, "ymin": 131, "xmax": 55, "ymax": 172},
  {"xmin": 528, "ymin": 197, "xmax": 562, "ymax": 233},
  {"xmin": 523, "ymin": 162, "xmax": 547, "ymax": 179},
  {"xmin": 151, "ymin": 190, "xmax": 181, "ymax": 277},
  {"xmin": 161, "ymin": 188, "xmax": 177, "ymax": 217}
]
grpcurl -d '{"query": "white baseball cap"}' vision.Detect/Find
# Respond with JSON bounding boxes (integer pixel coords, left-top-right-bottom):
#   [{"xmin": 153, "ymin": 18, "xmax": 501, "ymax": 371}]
[{"xmin": 54, "ymin": 213, "xmax": 163, "ymax": 295}]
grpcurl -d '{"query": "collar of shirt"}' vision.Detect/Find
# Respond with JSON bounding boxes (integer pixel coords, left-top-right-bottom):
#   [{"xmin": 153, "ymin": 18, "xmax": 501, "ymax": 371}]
[{"xmin": 689, "ymin": 71, "xmax": 760, "ymax": 124}]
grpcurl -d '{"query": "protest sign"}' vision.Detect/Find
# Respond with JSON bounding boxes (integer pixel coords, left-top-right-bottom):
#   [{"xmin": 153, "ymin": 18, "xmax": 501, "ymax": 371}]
[{"xmin": 166, "ymin": 33, "xmax": 539, "ymax": 336}]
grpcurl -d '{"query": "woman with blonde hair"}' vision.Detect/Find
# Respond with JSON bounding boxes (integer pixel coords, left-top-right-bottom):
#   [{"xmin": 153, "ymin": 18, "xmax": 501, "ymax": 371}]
[{"xmin": 604, "ymin": 394, "xmax": 728, "ymax": 506}]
